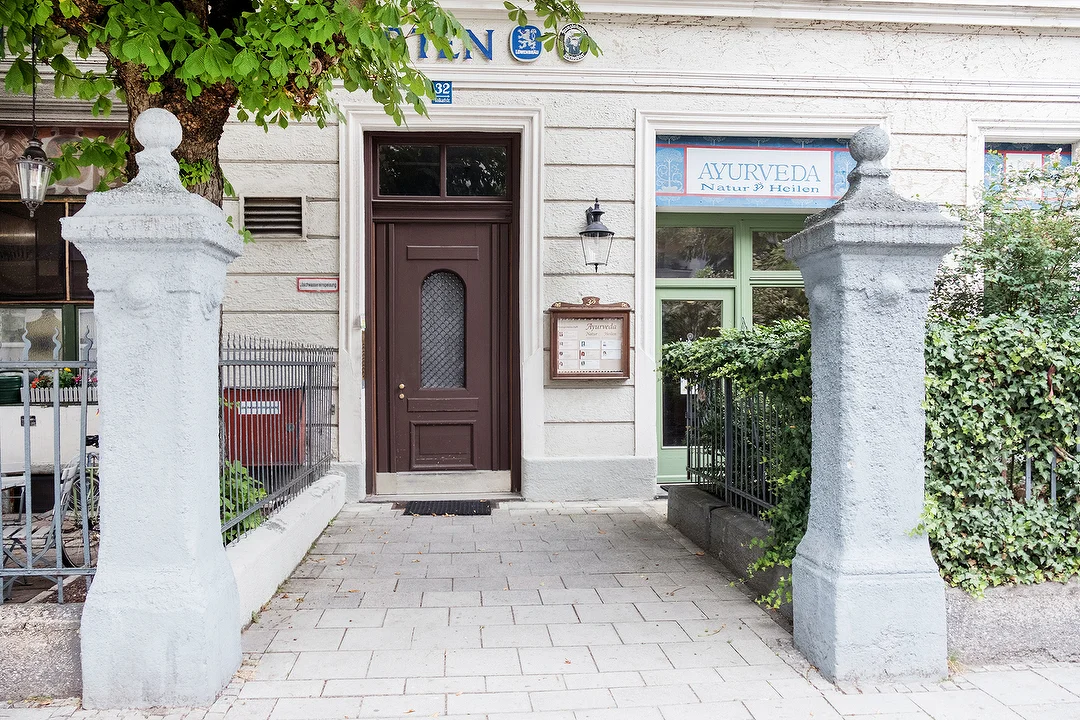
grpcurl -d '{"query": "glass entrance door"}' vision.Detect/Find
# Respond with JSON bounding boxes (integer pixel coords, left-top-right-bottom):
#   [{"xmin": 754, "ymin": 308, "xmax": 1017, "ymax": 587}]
[{"xmin": 655, "ymin": 288, "xmax": 735, "ymax": 484}]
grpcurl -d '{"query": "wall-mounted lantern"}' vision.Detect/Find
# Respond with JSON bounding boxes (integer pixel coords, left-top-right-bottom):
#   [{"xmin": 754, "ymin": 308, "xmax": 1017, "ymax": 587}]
[
  {"xmin": 16, "ymin": 33, "xmax": 54, "ymax": 217},
  {"xmin": 580, "ymin": 199, "xmax": 614, "ymax": 273}
]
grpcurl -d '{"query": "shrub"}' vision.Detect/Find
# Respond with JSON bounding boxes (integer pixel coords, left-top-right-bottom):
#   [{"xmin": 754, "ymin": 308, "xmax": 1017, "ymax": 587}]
[
  {"xmin": 922, "ymin": 313, "xmax": 1080, "ymax": 594},
  {"xmin": 662, "ymin": 320, "xmax": 812, "ymax": 607},
  {"xmin": 662, "ymin": 313, "xmax": 1080, "ymax": 599},
  {"xmin": 220, "ymin": 459, "xmax": 267, "ymax": 544},
  {"xmin": 933, "ymin": 153, "xmax": 1080, "ymax": 319}
]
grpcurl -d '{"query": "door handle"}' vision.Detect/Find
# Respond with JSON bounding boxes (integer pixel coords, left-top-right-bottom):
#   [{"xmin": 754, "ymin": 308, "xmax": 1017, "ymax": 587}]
[{"xmin": 398, "ymin": 383, "xmax": 405, "ymax": 399}]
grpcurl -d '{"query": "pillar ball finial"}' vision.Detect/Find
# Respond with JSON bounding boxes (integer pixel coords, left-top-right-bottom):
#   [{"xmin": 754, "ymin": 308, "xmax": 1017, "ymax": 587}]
[
  {"xmin": 849, "ymin": 125, "xmax": 889, "ymax": 164},
  {"xmin": 134, "ymin": 108, "xmax": 183, "ymax": 152}
]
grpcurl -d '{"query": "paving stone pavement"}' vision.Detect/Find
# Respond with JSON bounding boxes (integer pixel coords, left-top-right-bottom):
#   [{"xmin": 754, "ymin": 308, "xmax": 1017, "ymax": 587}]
[{"xmin": 4, "ymin": 500, "xmax": 1080, "ymax": 720}]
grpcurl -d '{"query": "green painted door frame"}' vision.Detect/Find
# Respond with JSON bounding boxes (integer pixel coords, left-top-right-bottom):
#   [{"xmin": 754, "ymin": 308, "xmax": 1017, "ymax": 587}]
[{"xmin": 655, "ymin": 213, "xmax": 807, "ymax": 485}]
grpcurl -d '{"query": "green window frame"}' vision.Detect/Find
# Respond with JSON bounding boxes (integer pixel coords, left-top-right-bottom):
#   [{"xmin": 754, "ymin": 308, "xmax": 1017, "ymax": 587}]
[{"xmin": 656, "ymin": 213, "xmax": 808, "ymax": 327}]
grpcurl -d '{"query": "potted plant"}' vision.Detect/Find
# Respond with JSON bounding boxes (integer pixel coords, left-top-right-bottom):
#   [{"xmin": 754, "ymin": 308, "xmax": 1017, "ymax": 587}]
[{"xmin": 24, "ymin": 368, "xmax": 99, "ymax": 405}]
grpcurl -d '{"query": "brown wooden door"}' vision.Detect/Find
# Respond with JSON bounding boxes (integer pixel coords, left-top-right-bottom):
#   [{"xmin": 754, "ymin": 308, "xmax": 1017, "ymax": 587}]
[
  {"xmin": 377, "ymin": 220, "xmax": 510, "ymax": 471},
  {"xmin": 369, "ymin": 135, "xmax": 518, "ymax": 482}
]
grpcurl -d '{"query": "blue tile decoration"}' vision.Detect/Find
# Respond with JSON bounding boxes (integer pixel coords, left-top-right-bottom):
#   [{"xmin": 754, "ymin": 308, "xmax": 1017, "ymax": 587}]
[{"xmin": 655, "ymin": 135, "xmax": 853, "ymax": 209}]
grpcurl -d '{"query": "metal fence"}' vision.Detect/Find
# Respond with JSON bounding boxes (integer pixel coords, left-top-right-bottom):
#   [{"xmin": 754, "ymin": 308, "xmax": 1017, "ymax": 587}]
[
  {"xmin": 686, "ymin": 377, "xmax": 783, "ymax": 517},
  {"xmin": 1012, "ymin": 434, "xmax": 1080, "ymax": 503},
  {"xmin": 1, "ymin": 334, "xmax": 98, "ymax": 604},
  {"xmin": 2, "ymin": 332, "xmax": 337, "ymax": 603},
  {"xmin": 219, "ymin": 335, "xmax": 337, "ymax": 544}
]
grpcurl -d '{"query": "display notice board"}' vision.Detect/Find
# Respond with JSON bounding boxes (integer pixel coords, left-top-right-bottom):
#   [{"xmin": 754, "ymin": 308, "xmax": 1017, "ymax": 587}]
[{"xmin": 549, "ymin": 297, "xmax": 631, "ymax": 380}]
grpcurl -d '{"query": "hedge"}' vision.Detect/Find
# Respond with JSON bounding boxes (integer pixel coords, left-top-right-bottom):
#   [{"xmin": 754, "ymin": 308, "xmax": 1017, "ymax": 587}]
[{"xmin": 661, "ymin": 313, "xmax": 1080, "ymax": 598}]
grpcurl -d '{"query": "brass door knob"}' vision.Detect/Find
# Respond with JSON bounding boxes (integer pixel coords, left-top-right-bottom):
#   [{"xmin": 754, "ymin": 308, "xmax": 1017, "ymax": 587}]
[
  {"xmin": 398, "ymin": 383, "xmax": 405, "ymax": 390},
  {"xmin": 398, "ymin": 393, "xmax": 405, "ymax": 399}
]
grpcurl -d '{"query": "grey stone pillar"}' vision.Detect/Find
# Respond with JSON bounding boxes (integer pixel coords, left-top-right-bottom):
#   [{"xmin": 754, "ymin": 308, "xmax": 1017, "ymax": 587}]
[
  {"xmin": 785, "ymin": 127, "xmax": 960, "ymax": 683},
  {"xmin": 62, "ymin": 109, "xmax": 243, "ymax": 708}
]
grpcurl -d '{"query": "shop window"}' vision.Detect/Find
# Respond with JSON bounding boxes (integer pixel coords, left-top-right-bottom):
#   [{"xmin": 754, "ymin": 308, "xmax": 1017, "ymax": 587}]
[
  {"xmin": 656, "ymin": 226, "xmax": 735, "ymax": 279},
  {"xmin": 752, "ymin": 286, "xmax": 809, "ymax": 326},
  {"xmin": 752, "ymin": 230, "xmax": 799, "ymax": 271},
  {"xmin": 0, "ymin": 199, "xmax": 93, "ymax": 360},
  {"xmin": 984, "ymin": 143, "xmax": 1072, "ymax": 201}
]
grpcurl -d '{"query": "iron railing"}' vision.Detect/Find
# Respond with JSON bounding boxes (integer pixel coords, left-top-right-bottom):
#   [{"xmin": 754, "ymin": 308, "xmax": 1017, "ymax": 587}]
[
  {"xmin": 686, "ymin": 377, "xmax": 783, "ymax": 518},
  {"xmin": 2, "ymin": 332, "xmax": 338, "ymax": 603},
  {"xmin": 1, "ymin": 333, "xmax": 98, "ymax": 604},
  {"xmin": 1011, "ymin": 434, "xmax": 1079, "ymax": 503},
  {"xmin": 219, "ymin": 335, "xmax": 337, "ymax": 544}
]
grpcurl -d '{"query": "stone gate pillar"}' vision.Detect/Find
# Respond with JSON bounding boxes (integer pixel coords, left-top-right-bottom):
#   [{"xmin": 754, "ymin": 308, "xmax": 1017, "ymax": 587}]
[
  {"xmin": 62, "ymin": 109, "xmax": 243, "ymax": 708},
  {"xmin": 785, "ymin": 126, "xmax": 960, "ymax": 683}
]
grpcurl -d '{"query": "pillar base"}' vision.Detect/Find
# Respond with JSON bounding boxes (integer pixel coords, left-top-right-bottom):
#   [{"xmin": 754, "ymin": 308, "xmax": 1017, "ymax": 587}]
[
  {"xmin": 793, "ymin": 551, "xmax": 948, "ymax": 683},
  {"xmin": 80, "ymin": 562, "xmax": 241, "ymax": 709}
]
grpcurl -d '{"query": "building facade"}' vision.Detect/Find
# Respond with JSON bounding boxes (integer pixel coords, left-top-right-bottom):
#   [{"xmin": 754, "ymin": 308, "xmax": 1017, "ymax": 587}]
[{"xmin": 3, "ymin": 1, "xmax": 1079, "ymax": 500}]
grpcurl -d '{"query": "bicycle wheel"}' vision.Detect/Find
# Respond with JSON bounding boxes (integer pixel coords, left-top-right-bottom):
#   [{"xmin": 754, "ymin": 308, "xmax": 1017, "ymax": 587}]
[{"xmin": 59, "ymin": 453, "xmax": 99, "ymax": 569}]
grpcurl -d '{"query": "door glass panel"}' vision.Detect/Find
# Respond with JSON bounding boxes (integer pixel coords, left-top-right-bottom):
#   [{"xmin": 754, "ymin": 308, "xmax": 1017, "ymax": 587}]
[
  {"xmin": 656, "ymin": 226, "xmax": 734, "ymax": 278},
  {"xmin": 378, "ymin": 144, "xmax": 440, "ymax": 196},
  {"xmin": 421, "ymin": 271, "xmax": 466, "ymax": 388},
  {"xmin": 447, "ymin": 145, "xmax": 508, "ymax": 196},
  {"xmin": 661, "ymin": 299, "xmax": 725, "ymax": 447},
  {"xmin": 752, "ymin": 230, "xmax": 799, "ymax": 271},
  {"xmin": 753, "ymin": 286, "xmax": 810, "ymax": 325}
]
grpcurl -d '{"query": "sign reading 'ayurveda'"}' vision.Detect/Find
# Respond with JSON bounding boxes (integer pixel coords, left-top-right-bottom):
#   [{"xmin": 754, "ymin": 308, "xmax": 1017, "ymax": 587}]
[
  {"xmin": 657, "ymin": 136, "xmax": 856, "ymax": 210},
  {"xmin": 686, "ymin": 147, "xmax": 832, "ymax": 197}
]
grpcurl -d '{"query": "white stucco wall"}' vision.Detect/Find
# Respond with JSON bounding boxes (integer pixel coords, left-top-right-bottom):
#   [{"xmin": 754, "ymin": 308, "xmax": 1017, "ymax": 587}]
[{"xmin": 214, "ymin": 10, "xmax": 1080, "ymax": 497}]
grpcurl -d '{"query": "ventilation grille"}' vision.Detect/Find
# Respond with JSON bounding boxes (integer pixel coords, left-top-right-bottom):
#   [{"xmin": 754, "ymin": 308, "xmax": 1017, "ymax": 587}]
[{"xmin": 243, "ymin": 196, "xmax": 303, "ymax": 238}]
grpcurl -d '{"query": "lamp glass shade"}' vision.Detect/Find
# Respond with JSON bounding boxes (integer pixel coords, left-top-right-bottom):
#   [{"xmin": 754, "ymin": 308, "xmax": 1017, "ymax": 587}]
[
  {"xmin": 579, "ymin": 199, "xmax": 615, "ymax": 272},
  {"xmin": 17, "ymin": 139, "xmax": 55, "ymax": 217},
  {"xmin": 581, "ymin": 233, "xmax": 613, "ymax": 272}
]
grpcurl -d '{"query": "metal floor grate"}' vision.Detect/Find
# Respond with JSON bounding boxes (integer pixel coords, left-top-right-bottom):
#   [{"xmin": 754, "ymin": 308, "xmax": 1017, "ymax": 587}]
[{"xmin": 400, "ymin": 500, "xmax": 493, "ymax": 516}]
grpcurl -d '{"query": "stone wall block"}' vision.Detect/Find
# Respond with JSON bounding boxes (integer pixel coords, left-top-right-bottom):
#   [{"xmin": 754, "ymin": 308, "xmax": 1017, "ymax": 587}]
[
  {"xmin": 786, "ymin": 126, "xmax": 961, "ymax": 683},
  {"xmin": 61, "ymin": 109, "xmax": 244, "ymax": 708}
]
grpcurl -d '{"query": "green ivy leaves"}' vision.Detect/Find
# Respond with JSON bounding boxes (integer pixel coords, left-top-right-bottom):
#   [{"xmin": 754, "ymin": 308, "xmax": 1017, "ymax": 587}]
[{"xmin": 923, "ymin": 313, "xmax": 1080, "ymax": 595}]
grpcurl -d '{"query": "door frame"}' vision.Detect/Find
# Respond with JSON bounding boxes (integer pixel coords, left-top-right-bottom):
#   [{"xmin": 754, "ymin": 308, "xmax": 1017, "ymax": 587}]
[
  {"xmin": 653, "ymin": 213, "xmax": 808, "ymax": 484},
  {"xmin": 635, "ymin": 111, "xmax": 888, "ymax": 484},
  {"xmin": 363, "ymin": 131, "xmax": 522, "ymax": 495},
  {"xmin": 655, "ymin": 287, "xmax": 736, "ymax": 484}
]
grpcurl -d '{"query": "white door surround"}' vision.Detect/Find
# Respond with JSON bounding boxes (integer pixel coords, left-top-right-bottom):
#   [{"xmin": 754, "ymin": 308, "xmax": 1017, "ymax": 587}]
[{"xmin": 336, "ymin": 104, "xmax": 544, "ymax": 496}]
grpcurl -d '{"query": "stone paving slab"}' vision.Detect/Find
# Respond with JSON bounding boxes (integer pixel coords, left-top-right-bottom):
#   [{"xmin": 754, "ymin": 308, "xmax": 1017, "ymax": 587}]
[{"xmin": 4, "ymin": 500, "xmax": 1080, "ymax": 719}]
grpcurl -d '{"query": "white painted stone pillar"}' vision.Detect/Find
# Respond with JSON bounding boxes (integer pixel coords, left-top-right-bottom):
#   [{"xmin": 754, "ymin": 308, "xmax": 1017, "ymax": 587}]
[
  {"xmin": 786, "ymin": 127, "xmax": 960, "ymax": 683},
  {"xmin": 62, "ymin": 109, "xmax": 243, "ymax": 708}
]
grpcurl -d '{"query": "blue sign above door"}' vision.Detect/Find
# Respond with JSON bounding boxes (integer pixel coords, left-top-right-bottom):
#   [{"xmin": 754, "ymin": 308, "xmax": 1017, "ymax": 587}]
[{"xmin": 656, "ymin": 136, "xmax": 855, "ymax": 209}]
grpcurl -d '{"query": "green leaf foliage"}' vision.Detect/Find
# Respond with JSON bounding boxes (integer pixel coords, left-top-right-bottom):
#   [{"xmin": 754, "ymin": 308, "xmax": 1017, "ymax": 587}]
[
  {"xmin": 933, "ymin": 154, "xmax": 1080, "ymax": 319},
  {"xmin": 220, "ymin": 459, "xmax": 267, "ymax": 543},
  {"xmin": 661, "ymin": 320, "xmax": 812, "ymax": 608},
  {"xmin": 663, "ymin": 313, "xmax": 1080, "ymax": 602},
  {"xmin": 923, "ymin": 313, "xmax": 1080, "ymax": 594},
  {"xmin": 1, "ymin": 0, "xmax": 591, "ymax": 137}
]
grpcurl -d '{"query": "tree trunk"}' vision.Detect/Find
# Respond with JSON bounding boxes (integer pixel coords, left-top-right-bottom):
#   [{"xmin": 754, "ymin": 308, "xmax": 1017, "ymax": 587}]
[{"xmin": 116, "ymin": 63, "xmax": 236, "ymax": 207}]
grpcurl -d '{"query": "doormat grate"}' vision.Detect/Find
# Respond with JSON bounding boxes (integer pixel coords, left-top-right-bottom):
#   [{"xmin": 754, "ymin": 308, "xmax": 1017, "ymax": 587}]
[{"xmin": 400, "ymin": 500, "xmax": 493, "ymax": 516}]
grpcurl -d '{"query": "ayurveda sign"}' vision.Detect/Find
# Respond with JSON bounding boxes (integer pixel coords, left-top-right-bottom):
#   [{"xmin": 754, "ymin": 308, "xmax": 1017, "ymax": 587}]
[
  {"xmin": 657, "ymin": 136, "xmax": 856, "ymax": 209},
  {"xmin": 687, "ymin": 147, "xmax": 833, "ymax": 198}
]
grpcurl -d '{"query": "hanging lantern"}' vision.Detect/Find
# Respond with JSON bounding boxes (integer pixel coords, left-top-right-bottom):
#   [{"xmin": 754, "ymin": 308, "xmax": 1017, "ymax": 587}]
[
  {"xmin": 16, "ymin": 32, "xmax": 55, "ymax": 217},
  {"xmin": 17, "ymin": 138, "xmax": 54, "ymax": 217},
  {"xmin": 579, "ymin": 199, "xmax": 614, "ymax": 273}
]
